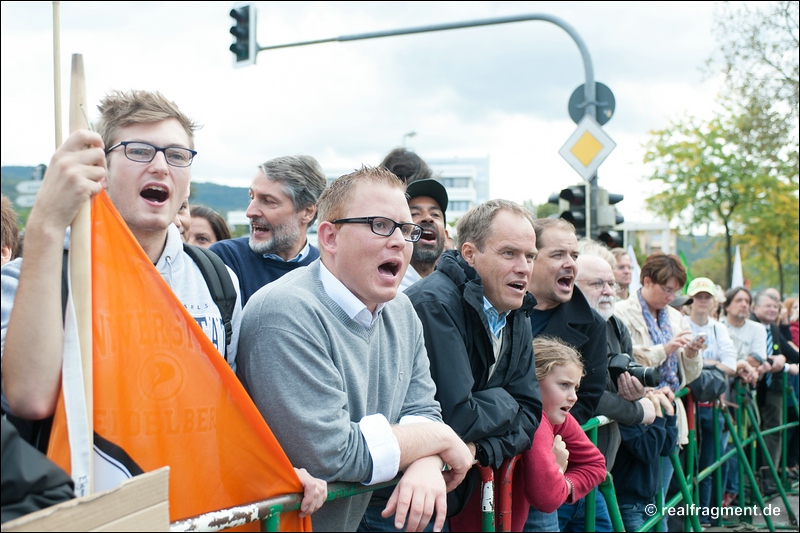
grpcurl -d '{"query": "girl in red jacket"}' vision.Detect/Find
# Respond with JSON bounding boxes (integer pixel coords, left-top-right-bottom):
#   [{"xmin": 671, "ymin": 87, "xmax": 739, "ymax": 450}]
[{"xmin": 515, "ymin": 336, "xmax": 607, "ymax": 531}]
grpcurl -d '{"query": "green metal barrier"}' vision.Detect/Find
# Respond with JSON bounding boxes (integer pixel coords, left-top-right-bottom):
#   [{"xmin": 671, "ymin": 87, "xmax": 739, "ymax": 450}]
[
  {"xmin": 733, "ymin": 376, "xmax": 798, "ymax": 530},
  {"xmin": 169, "ymin": 375, "xmax": 799, "ymax": 532}
]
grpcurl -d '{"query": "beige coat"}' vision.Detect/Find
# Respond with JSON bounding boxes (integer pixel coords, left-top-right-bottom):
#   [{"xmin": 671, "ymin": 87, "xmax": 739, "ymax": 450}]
[{"xmin": 615, "ymin": 295, "xmax": 703, "ymax": 446}]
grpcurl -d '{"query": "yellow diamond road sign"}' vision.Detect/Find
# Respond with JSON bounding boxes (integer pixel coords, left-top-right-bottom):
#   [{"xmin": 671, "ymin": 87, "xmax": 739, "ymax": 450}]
[{"xmin": 559, "ymin": 115, "xmax": 616, "ymax": 181}]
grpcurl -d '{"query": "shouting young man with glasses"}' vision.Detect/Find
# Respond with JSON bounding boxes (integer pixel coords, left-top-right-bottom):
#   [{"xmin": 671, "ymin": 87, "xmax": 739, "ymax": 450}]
[
  {"xmin": 2, "ymin": 90, "xmax": 247, "ymax": 422},
  {"xmin": 3, "ymin": 90, "xmax": 243, "ymax": 376},
  {"xmin": 2, "ymin": 89, "xmax": 330, "ymax": 514},
  {"xmin": 237, "ymin": 166, "xmax": 473, "ymax": 532}
]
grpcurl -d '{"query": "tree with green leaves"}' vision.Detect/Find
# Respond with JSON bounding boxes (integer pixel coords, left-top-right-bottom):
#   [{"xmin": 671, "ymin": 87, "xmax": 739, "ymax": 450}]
[
  {"xmin": 643, "ymin": 1, "xmax": 799, "ymax": 294},
  {"xmin": 643, "ymin": 98, "xmax": 798, "ymax": 292}
]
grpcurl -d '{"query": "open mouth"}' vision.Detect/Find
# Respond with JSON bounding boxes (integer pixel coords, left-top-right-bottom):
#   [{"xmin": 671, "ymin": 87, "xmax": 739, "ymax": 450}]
[
  {"xmin": 140, "ymin": 185, "xmax": 169, "ymax": 204},
  {"xmin": 508, "ymin": 280, "xmax": 527, "ymax": 293},
  {"xmin": 560, "ymin": 405, "xmax": 572, "ymax": 413},
  {"xmin": 557, "ymin": 274, "xmax": 574, "ymax": 291},
  {"xmin": 420, "ymin": 229, "xmax": 437, "ymax": 243},
  {"xmin": 251, "ymin": 222, "xmax": 270, "ymax": 235},
  {"xmin": 378, "ymin": 260, "xmax": 401, "ymax": 277}
]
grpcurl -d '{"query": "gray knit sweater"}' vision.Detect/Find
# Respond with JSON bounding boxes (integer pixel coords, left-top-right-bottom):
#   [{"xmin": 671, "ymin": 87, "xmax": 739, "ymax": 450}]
[{"xmin": 237, "ymin": 259, "xmax": 442, "ymax": 531}]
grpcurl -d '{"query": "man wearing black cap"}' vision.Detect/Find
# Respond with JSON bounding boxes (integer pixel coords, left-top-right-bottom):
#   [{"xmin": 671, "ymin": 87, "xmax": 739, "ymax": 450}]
[{"xmin": 399, "ymin": 178, "xmax": 449, "ymax": 291}]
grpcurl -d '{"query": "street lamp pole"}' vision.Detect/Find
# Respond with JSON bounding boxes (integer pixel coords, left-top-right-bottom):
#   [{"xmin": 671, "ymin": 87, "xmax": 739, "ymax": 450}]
[
  {"xmin": 402, "ymin": 131, "xmax": 416, "ymax": 148},
  {"xmin": 254, "ymin": 13, "xmax": 597, "ymax": 232}
]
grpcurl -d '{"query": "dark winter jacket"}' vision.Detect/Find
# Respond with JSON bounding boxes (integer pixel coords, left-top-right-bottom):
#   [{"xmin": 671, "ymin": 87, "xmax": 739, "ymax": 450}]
[
  {"xmin": 368, "ymin": 250, "xmax": 541, "ymax": 518},
  {"xmin": 405, "ymin": 250, "xmax": 541, "ymax": 469},
  {"xmin": 595, "ymin": 315, "xmax": 644, "ymax": 471},
  {"xmin": 1, "ymin": 417, "xmax": 74, "ymax": 524},
  {"xmin": 612, "ymin": 413, "xmax": 678, "ymax": 505}
]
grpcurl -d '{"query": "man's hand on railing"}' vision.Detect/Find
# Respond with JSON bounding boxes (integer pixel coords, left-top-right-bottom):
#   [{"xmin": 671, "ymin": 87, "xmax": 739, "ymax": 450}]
[
  {"xmin": 293, "ymin": 467, "xmax": 327, "ymax": 518},
  {"xmin": 736, "ymin": 360, "xmax": 759, "ymax": 385},
  {"xmin": 638, "ymin": 396, "xmax": 657, "ymax": 425},
  {"xmin": 382, "ymin": 456, "xmax": 447, "ymax": 532}
]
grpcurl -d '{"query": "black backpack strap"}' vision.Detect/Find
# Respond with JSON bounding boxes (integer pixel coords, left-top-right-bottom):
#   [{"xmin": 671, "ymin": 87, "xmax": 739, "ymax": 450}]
[{"xmin": 182, "ymin": 244, "xmax": 236, "ymax": 356}]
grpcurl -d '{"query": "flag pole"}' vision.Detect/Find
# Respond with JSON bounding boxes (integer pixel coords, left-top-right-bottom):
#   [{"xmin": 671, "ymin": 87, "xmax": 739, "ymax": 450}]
[
  {"xmin": 68, "ymin": 53, "xmax": 93, "ymax": 493},
  {"xmin": 53, "ymin": 1, "xmax": 62, "ymax": 148}
]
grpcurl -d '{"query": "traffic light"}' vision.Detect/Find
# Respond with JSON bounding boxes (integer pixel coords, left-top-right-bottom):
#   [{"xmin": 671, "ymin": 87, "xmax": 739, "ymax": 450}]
[
  {"xmin": 596, "ymin": 188, "xmax": 623, "ymax": 247},
  {"xmin": 598, "ymin": 230, "xmax": 624, "ymax": 249},
  {"xmin": 597, "ymin": 188, "xmax": 624, "ymax": 228},
  {"xmin": 229, "ymin": 3, "xmax": 257, "ymax": 67},
  {"xmin": 558, "ymin": 185, "xmax": 587, "ymax": 238}
]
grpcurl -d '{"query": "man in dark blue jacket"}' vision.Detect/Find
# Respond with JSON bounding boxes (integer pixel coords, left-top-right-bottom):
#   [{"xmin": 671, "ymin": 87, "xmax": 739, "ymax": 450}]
[
  {"xmin": 210, "ymin": 155, "xmax": 326, "ymax": 305},
  {"xmin": 360, "ymin": 199, "xmax": 541, "ymax": 531}
]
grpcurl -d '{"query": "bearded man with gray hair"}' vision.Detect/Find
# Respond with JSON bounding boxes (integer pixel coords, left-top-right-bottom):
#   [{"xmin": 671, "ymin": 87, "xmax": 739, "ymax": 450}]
[{"xmin": 211, "ymin": 155, "xmax": 327, "ymax": 305}]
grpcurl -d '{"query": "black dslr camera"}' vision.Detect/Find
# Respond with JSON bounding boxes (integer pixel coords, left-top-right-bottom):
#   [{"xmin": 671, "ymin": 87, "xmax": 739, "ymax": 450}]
[{"xmin": 608, "ymin": 353, "xmax": 661, "ymax": 388}]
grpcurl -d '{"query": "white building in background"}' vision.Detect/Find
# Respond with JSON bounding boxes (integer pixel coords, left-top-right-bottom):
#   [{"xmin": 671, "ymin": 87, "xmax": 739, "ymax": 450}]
[{"xmin": 427, "ymin": 156, "xmax": 490, "ymax": 222}]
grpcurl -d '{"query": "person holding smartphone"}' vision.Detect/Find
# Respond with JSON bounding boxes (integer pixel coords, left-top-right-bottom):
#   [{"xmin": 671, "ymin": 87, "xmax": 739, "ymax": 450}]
[{"xmin": 685, "ymin": 277, "xmax": 737, "ymax": 526}]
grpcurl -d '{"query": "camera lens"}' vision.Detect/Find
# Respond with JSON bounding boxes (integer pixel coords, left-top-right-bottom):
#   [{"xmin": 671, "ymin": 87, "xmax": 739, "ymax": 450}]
[{"xmin": 630, "ymin": 366, "xmax": 661, "ymax": 388}]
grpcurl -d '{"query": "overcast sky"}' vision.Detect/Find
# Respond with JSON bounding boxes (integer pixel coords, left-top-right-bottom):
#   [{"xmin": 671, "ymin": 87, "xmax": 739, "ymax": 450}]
[{"xmin": 1, "ymin": 1, "xmax": 735, "ymax": 223}]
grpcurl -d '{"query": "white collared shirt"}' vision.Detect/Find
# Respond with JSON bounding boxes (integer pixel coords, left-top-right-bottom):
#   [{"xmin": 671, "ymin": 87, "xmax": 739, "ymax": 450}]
[
  {"xmin": 319, "ymin": 261, "xmax": 386, "ymax": 329},
  {"xmin": 318, "ymin": 261, "xmax": 400, "ymax": 484}
]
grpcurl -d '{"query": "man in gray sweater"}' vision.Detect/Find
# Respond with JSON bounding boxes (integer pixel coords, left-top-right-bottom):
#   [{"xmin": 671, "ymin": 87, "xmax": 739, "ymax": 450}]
[{"xmin": 237, "ymin": 166, "xmax": 473, "ymax": 532}]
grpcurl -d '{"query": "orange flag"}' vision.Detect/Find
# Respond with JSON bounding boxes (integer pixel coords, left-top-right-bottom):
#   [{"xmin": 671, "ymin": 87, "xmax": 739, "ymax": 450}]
[{"xmin": 48, "ymin": 190, "xmax": 309, "ymax": 531}]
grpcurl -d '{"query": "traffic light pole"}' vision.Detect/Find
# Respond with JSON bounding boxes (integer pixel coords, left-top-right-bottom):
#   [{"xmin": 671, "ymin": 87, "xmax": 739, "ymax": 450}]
[{"xmin": 253, "ymin": 14, "xmax": 598, "ymax": 231}]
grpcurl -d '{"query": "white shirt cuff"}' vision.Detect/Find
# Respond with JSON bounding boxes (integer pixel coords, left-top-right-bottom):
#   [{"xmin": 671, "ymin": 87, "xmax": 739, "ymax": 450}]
[
  {"xmin": 359, "ymin": 413, "xmax": 401, "ymax": 485},
  {"xmin": 399, "ymin": 415, "xmax": 437, "ymax": 425}
]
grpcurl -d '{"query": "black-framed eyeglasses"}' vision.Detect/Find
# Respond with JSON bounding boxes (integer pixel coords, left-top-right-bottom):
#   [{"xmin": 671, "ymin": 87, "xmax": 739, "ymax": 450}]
[
  {"xmin": 105, "ymin": 141, "xmax": 197, "ymax": 168},
  {"xmin": 580, "ymin": 279, "xmax": 619, "ymax": 292},
  {"xmin": 332, "ymin": 216, "xmax": 423, "ymax": 242}
]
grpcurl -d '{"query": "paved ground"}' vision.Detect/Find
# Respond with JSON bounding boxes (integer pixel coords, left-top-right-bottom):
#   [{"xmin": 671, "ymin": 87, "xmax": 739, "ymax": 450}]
[{"xmin": 704, "ymin": 480, "xmax": 799, "ymax": 532}]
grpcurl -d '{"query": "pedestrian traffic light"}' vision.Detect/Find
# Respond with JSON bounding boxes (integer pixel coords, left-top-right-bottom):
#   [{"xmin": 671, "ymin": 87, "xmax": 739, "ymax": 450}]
[
  {"xmin": 229, "ymin": 3, "xmax": 257, "ymax": 67},
  {"xmin": 559, "ymin": 185, "xmax": 587, "ymax": 238}
]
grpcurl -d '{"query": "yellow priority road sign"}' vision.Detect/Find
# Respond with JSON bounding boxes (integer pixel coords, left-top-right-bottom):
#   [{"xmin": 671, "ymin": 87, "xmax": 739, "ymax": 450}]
[{"xmin": 559, "ymin": 114, "xmax": 616, "ymax": 181}]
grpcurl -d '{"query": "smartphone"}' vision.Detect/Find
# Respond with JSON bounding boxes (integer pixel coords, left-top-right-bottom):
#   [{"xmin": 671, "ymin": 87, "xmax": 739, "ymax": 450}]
[{"xmin": 691, "ymin": 332, "xmax": 707, "ymax": 344}]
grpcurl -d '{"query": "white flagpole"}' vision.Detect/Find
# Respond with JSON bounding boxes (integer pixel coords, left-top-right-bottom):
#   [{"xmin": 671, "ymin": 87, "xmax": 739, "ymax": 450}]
[{"xmin": 68, "ymin": 53, "xmax": 93, "ymax": 495}]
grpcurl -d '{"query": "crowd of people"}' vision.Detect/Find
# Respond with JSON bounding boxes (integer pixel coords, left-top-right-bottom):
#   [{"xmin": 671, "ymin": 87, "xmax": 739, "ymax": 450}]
[{"xmin": 1, "ymin": 88, "xmax": 798, "ymax": 531}]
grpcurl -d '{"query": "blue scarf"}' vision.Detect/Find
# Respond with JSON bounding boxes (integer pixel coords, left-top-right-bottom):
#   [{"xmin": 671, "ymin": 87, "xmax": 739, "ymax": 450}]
[{"xmin": 637, "ymin": 289, "xmax": 679, "ymax": 391}]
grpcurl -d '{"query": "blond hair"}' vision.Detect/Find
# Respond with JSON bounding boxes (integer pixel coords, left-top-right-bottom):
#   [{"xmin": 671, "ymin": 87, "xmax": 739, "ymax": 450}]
[
  {"xmin": 534, "ymin": 336, "xmax": 585, "ymax": 383},
  {"xmin": 317, "ymin": 165, "xmax": 405, "ymax": 223},
  {"xmin": 95, "ymin": 89, "xmax": 198, "ymax": 150}
]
